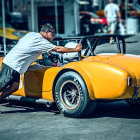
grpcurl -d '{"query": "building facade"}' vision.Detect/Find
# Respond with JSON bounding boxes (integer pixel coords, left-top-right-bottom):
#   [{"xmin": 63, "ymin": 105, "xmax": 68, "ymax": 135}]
[{"xmin": 27, "ymin": 0, "xmax": 80, "ymax": 37}]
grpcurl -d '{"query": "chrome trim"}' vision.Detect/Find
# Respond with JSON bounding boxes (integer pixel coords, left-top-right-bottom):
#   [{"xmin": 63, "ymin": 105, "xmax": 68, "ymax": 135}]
[
  {"xmin": 6, "ymin": 95, "xmax": 54, "ymax": 108},
  {"xmin": 127, "ymin": 77, "xmax": 132, "ymax": 86}
]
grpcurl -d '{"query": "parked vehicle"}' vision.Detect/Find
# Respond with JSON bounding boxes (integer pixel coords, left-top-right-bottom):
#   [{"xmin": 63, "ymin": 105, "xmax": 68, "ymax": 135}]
[
  {"xmin": 1, "ymin": 34, "xmax": 140, "ymax": 118},
  {"xmin": 80, "ymin": 11, "xmax": 108, "ymax": 34},
  {"xmin": 0, "ymin": 24, "xmax": 28, "ymax": 53}
]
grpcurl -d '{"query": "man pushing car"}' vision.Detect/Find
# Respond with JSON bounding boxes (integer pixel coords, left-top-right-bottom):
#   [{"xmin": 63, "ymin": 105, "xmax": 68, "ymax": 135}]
[{"xmin": 0, "ymin": 23, "xmax": 82, "ymax": 102}]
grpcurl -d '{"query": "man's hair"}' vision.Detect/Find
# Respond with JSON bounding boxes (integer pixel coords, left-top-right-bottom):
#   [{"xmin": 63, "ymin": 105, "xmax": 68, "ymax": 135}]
[
  {"xmin": 40, "ymin": 23, "xmax": 54, "ymax": 32},
  {"xmin": 108, "ymin": 0, "xmax": 114, "ymax": 3}
]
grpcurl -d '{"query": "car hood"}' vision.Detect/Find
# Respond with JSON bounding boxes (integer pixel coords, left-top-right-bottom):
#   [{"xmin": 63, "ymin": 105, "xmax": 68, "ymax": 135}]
[
  {"xmin": 82, "ymin": 54, "xmax": 140, "ymax": 86},
  {"xmin": 0, "ymin": 27, "xmax": 28, "ymax": 40}
]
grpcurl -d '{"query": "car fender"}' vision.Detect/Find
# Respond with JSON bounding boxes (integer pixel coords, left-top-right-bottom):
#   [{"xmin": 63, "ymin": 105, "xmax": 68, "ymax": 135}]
[
  {"xmin": 64, "ymin": 61, "xmax": 131, "ymax": 99},
  {"xmin": 42, "ymin": 67, "xmax": 63, "ymax": 101}
]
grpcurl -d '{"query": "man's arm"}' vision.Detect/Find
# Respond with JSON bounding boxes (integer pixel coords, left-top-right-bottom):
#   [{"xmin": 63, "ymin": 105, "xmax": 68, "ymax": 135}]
[
  {"xmin": 52, "ymin": 44, "xmax": 82, "ymax": 53},
  {"xmin": 117, "ymin": 10, "xmax": 121, "ymax": 20},
  {"xmin": 104, "ymin": 10, "xmax": 107, "ymax": 17}
]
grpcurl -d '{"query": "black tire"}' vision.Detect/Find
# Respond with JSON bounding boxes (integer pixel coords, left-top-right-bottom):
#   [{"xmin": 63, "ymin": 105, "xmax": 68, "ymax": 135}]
[
  {"xmin": 54, "ymin": 71, "xmax": 96, "ymax": 118},
  {"xmin": 126, "ymin": 98, "xmax": 140, "ymax": 107}
]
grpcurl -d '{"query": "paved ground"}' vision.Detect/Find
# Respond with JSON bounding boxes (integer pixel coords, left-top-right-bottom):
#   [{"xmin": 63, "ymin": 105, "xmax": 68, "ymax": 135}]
[
  {"xmin": 0, "ymin": 100, "xmax": 140, "ymax": 140},
  {"xmin": 0, "ymin": 34, "xmax": 140, "ymax": 140}
]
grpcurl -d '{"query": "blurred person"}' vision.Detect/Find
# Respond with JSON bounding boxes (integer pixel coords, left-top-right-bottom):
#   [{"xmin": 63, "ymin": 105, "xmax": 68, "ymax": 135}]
[
  {"xmin": 120, "ymin": 0, "xmax": 137, "ymax": 20},
  {"xmin": 0, "ymin": 23, "xmax": 82, "ymax": 102},
  {"xmin": 119, "ymin": 0, "xmax": 127, "ymax": 35},
  {"xmin": 119, "ymin": 0, "xmax": 137, "ymax": 35},
  {"xmin": 120, "ymin": 0, "xmax": 126, "ymax": 20},
  {"xmin": 92, "ymin": 0, "xmax": 99, "ymax": 13},
  {"xmin": 104, "ymin": 0, "xmax": 121, "ymax": 44}
]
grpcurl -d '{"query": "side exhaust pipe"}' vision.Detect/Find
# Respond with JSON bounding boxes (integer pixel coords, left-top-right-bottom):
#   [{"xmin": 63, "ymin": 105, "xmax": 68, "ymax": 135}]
[{"xmin": 7, "ymin": 95, "xmax": 54, "ymax": 108}]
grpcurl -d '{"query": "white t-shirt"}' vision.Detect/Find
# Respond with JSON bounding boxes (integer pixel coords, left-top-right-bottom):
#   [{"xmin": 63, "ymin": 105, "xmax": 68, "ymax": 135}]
[
  {"xmin": 104, "ymin": 3, "xmax": 119, "ymax": 18},
  {"xmin": 3, "ymin": 32, "xmax": 56, "ymax": 74}
]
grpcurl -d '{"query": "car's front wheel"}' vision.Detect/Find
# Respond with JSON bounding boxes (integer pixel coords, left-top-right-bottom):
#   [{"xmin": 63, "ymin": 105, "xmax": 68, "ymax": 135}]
[{"xmin": 54, "ymin": 71, "xmax": 96, "ymax": 117}]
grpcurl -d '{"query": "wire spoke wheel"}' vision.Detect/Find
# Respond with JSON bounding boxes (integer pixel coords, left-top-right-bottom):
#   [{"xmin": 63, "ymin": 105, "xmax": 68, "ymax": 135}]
[{"xmin": 60, "ymin": 81, "xmax": 80, "ymax": 109}]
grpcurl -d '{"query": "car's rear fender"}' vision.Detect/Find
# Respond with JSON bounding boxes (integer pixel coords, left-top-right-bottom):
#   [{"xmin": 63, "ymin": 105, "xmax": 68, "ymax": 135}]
[
  {"xmin": 62, "ymin": 61, "xmax": 134, "ymax": 99},
  {"xmin": 42, "ymin": 66, "xmax": 92, "ymax": 101},
  {"xmin": 52, "ymin": 67, "xmax": 95, "ymax": 100}
]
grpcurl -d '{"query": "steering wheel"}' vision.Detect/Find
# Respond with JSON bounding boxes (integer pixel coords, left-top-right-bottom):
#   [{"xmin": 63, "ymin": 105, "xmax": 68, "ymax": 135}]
[
  {"xmin": 39, "ymin": 52, "xmax": 63, "ymax": 67},
  {"xmin": 78, "ymin": 37, "xmax": 94, "ymax": 60}
]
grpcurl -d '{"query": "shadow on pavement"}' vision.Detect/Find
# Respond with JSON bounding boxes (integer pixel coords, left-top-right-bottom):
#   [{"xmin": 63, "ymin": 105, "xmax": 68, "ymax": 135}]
[
  {"xmin": 87, "ymin": 101, "xmax": 140, "ymax": 119},
  {"xmin": 125, "ymin": 41, "xmax": 138, "ymax": 43},
  {"xmin": 1, "ymin": 100, "xmax": 140, "ymax": 119},
  {"xmin": 0, "ymin": 100, "xmax": 60, "ymax": 115}
]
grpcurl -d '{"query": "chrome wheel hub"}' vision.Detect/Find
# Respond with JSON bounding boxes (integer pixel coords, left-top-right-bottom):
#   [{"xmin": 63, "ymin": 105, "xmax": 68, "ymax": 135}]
[{"xmin": 60, "ymin": 80, "xmax": 80, "ymax": 109}]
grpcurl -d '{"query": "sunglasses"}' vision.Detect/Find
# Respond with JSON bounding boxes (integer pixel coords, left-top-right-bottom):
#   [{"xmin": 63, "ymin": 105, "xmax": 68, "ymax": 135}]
[
  {"xmin": 45, "ymin": 31, "xmax": 55, "ymax": 36},
  {"xmin": 51, "ymin": 32, "xmax": 55, "ymax": 36}
]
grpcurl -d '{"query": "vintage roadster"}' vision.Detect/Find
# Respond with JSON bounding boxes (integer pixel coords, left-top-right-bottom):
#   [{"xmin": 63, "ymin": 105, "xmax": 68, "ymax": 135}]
[{"xmin": 0, "ymin": 34, "xmax": 140, "ymax": 118}]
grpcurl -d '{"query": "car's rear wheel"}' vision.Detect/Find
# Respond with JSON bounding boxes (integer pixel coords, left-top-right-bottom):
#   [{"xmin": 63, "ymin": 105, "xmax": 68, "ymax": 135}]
[
  {"xmin": 125, "ymin": 98, "xmax": 140, "ymax": 106},
  {"xmin": 54, "ymin": 71, "xmax": 96, "ymax": 117}
]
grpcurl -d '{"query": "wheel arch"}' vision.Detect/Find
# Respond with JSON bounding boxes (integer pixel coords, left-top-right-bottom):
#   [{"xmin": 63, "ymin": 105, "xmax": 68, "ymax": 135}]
[{"xmin": 52, "ymin": 68, "xmax": 95, "ymax": 101}]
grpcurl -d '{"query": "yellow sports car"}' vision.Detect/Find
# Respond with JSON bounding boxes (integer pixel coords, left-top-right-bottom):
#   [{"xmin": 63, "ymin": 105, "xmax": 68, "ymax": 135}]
[{"xmin": 0, "ymin": 34, "xmax": 140, "ymax": 118}]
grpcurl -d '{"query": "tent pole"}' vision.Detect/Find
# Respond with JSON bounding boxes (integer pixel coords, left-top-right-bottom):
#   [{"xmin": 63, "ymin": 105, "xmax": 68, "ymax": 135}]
[
  {"xmin": 2, "ymin": 0, "xmax": 6, "ymax": 56},
  {"xmin": 31, "ymin": 0, "xmax": 35, "ymax": 31},
  {"xmin": 55, "ymin": 0, "xmax": 58, "ymax": 36}
]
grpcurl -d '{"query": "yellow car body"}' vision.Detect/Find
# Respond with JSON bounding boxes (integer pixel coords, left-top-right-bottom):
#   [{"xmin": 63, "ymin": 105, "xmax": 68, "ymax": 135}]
[
  {"xmin": 0, "ymin": 27, "xmax": 28, "ymax": 40},
  {"xmin": 0, "ymin": 27, "xmax": 18, "ymax": 40},
  {"xmin": 7, "ymin": 54, "xmax": 139, "ymax": 100},
  {"xmin": 0, "ymin": 34, "xmax": 140, "ymax": 117},
  {"xmin": 0, "ymin": 26, "xmax": 28, "ymax": 54}
]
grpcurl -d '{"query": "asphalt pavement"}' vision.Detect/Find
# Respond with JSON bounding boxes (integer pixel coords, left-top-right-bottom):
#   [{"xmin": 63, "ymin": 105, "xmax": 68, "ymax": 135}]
[{"xmin": 0, "ymin": 33, "xmax": 140, "ymax": 140}]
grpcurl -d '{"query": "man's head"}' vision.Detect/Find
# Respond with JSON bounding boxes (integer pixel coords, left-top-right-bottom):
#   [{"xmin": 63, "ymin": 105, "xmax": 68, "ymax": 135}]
[
  {"xmin": 40, "ymin": 23, "xmax": 55, "ymax": 41},
  {"xmin": 107, "ymin": 0, "xmax": 114, "ymax": 3}
]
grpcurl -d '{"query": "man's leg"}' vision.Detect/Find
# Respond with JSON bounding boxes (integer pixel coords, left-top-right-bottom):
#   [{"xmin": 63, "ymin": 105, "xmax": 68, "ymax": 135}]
[
  {"xmin": 0, "ymin": 82, "xmax": 19, "ymax": 101},
  {"xmin": 108, "ymin": 19, "xmax": 117, "ymax": 44},
  {"xmin": 109, "ymin": 30, "xmax": 115, "ymax": 44},
  {"xmin": 109, "ymin": 24, "xmax": 115, "ymax": 44}
]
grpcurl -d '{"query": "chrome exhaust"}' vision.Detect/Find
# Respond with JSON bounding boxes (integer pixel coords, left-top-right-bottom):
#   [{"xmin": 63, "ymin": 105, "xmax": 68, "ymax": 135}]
[{"xmin": 6, "ymin": 95, "xmax": 54, "ymax": 108}]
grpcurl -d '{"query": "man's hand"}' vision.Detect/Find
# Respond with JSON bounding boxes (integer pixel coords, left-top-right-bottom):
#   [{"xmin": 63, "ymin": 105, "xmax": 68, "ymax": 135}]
[{"xmin": 75, "ymin": 44, "xmax": 82, "ymax": 52}]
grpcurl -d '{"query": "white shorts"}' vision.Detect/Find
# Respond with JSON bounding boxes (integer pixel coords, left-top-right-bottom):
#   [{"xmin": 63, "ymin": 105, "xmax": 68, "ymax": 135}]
[{"xmin": 107, "ymin": 17, "xmax": 117, "ymax": 32}]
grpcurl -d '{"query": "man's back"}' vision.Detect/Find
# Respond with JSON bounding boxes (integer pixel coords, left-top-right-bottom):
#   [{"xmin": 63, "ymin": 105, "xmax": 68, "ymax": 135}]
[
  {"xmin": 3, "ymin": 32, "xmax": 56, "ymax": 74},
  {"xmin": 105, "ymin": 3, "xmax": 119, "ymax": 18}
]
